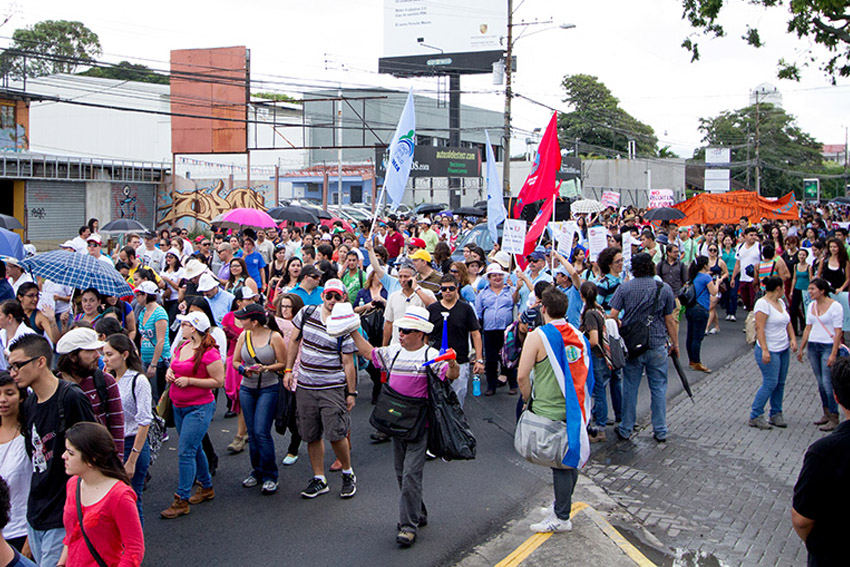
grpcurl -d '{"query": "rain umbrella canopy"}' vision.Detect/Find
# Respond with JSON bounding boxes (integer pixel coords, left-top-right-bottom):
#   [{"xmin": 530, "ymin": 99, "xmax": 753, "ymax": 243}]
[
  {"xmin": 100, "ymin": 218, "xmax": 148, "ymax": 233},
  {"xmin": 315, "ymin": 208, "xmax": 333, "ymax": 220},
  {"xmin": 570, "ymin": 199, "xmax": 605, "ymax": 214},
  {"xmin": 0, "ymin": 214, "xmax": 23, "ymax": 231},
  {"xmin": 644, "ymin": 207, "xmax": 686, "ymax": 222},
  {"xmin": 414, "ymin": 203, "xmax": 448, "ymax": 215},
  {"xmin": 452, "ymin": 206, "xmax": 486, "ymax": 217},
  {"xmin": 830, "ymin": 196, "xmax": 850, "ymax": 205},
  {"xmin": 212, "ymin": 208, "xmax": 277, "ymax": 230},
  {"xmin": 268, "ymin": 206, "xmax": 320, "ymax": 225},
  {"xmin": 0, "ymin": 227, "xmax": 24, "ymax": 259},
  {"xmin": 22, "ymin": 250, "xmax": 133, "ymax": 297}
]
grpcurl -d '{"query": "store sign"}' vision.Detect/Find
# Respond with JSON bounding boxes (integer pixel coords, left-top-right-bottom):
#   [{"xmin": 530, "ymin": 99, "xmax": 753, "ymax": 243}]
[{"xmin": 376, "ymin": 146, "xmax": 481, "ymax": 178}]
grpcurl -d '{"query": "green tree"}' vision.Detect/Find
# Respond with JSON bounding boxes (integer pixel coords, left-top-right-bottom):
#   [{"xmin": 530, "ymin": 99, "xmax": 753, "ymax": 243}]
[
  {"xmin": 558, "ymin": 74, "xmax": 659, "ymax": 158},
  {"xmin": 2, "ymin": 20, "xmax": 101, "ymax": 78},
  {"xmin": 252, "ymin": 92, "xmax": 299, "ymax": 103},
  {"xmin": 79, "ymin": 61, "xmax": 168, "ymax": 84},
  {"xmin": 680, "ymin": 0, "xmax": 850, "ymax": 81},
  {"xmin": 694, "ymin": 103, "xmax": 826, "ymax": 197}
]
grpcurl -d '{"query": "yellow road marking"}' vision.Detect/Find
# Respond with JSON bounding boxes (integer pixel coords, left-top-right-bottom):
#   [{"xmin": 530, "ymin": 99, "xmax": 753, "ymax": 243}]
[{"xmin": 494, "ymin": 502, "xmax": 657, "ymax": 567}]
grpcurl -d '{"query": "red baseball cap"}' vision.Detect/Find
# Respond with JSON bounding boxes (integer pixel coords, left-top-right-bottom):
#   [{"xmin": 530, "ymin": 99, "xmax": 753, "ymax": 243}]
[{"xmin": 409, "ymin": 237, "xmax": 426, "ymax": 249}]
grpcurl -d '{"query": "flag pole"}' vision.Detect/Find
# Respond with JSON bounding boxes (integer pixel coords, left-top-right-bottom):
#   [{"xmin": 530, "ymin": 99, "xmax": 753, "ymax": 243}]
[{"xmin": 369, "ymin": 182, "xmax": 388, "ymax": 237}]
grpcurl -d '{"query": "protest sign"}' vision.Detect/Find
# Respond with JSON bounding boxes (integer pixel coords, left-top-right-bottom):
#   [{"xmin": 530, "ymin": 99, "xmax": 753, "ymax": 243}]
[
  {"xmin": 588, "ymin": 226, "xmax": 608, "ymax": 262},
  {"xmin": 502, "ymin": 219, "xmax": 527, "ymax": 255},
  {"xmin": 601, "ymin": 191, "xmax": 620, "ymax": 209}
]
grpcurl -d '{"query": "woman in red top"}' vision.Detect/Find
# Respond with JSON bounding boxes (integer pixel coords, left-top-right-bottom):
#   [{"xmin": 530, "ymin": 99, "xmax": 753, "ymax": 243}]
[
  {"xmin": 160, "ymin": 312, "xmax": 224, "ymax": 519},
  {"xmin": 59, "ymin": 422, "xmax": 144, "ymax": 567}
]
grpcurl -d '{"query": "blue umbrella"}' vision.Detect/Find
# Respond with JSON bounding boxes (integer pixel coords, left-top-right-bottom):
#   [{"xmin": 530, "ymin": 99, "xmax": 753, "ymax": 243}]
[
  {"xmin": 0, "ymin": 227, "xmax": 24, "ymax": 260},
  {"xmin": 22, "ymin": 250, "xmax": 133, "ymax": 298}
]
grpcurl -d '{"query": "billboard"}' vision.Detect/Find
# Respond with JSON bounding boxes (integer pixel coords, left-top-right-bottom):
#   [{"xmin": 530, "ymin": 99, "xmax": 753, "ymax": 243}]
[
  {"xmin": 379, "ymin": 0, "xmax": 506, "ymax": 76},
  {"xmin": 171, "ymin": 46, "xmax": 249, "ymax": 154},
  {"xmin": 377, "ymin": 146, "xmax": 481, "ymax": 178}
]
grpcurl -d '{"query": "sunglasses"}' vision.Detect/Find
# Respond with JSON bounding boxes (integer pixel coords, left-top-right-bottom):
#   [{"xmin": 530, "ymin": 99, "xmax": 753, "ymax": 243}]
[
  {"xmin": 307, "ymin": 274, "xmax": 320, "ymax": 280},
  {"xmin": 398, "ymin": 328, "xmax": 417, "ymax": 335},
  {"xmin": 324, "ymin": 292, "xmax": 343, "ymax": 301},
  {"xmin": 201, "ymin": 242, "xmax": 210, "ymax": 246},
  {"xmin": 449, "ymin": 268, "xmax": 459, "ymax": 274},
  {"xmin": 440, "ymin": 286, "xmax": 457, "ymax": 292},
  {"xmin": 87, "ymin": 242, "xmax": 100, "ymax": 247}
]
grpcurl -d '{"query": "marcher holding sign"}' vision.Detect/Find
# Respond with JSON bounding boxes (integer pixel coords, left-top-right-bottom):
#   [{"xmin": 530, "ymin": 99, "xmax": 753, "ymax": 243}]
[
  {"xmin": 588, "ymin": 226, "xmax": 608, "ymax": 262},
  {"xmin": 502, "ymin": 219, "xmax": 527, "ymax": 256}
]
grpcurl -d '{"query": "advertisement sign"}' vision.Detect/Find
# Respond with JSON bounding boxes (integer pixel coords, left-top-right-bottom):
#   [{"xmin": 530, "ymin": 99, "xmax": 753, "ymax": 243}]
[
  {"xmin": 376, "ymin": 146, "xmax": 481, "ymax": 178},
  {"xmin": 556, "ymin": 157, "xmax": 582, "ymax": 182},
  {"xmin": 380, "ymin": 0, "xmax": 506, "ymax": 76},
  {"xmin": 647, "ymin": 189, "xmax": 674, "ymax": 209},
  {"xmin": 803, "ymin": 178, "xmax": 820, "ymax": 199},
  {"xmin": 502, "ymin": 219, "xmax": 527, "ymax": 255}
]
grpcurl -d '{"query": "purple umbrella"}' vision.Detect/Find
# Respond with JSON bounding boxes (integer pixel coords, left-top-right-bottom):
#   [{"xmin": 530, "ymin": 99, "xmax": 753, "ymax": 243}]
[{"xmin": 212, "ymin": 208, "xmax": 278, "ymax": 230}]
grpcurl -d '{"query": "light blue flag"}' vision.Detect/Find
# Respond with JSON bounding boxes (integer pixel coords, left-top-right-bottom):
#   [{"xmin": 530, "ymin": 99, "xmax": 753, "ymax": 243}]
[
  {"xmin": 385, "ymin": 90, "xmax": 416, "ymax": 211},
  {"xmin": 485, "ymin": 130, "xmax": 507, "ymax": 243}
]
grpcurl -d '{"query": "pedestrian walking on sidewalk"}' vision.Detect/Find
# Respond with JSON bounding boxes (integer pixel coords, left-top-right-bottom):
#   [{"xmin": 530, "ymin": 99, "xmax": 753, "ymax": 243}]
[
  {"xmin": 798, "ymin": 278, "xmax": 844, "ymax": 432},
  {"xmin": 517, "ymin": 289, "xmax": 592, "ymax": 533},
  {"xmin": 684, "ymin": 256, "xmax": 716, "ymax": 373},
  {"xmin": 749, "ymin": 276, "xmax": 797, "ymax": 430},
  {"xmin": 792, "ymin": 357, "xmax": 850, "ymax": 566}
]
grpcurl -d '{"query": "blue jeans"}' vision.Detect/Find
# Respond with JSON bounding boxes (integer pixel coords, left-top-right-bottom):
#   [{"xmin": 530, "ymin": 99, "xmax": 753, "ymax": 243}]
[
  {"xmin": 239, "ymin": 384, "xmax": 280, "ymax": 482},
  {"xmin": 750, "ymin": 345, "xmax": 790, "ymax": 419},
  {"xmin": 619, "ymin": 345, "xmax": 669, "ymax": 439},
  {"xmin": 591, "ymin": 354, "xmax": 612, "ymax": 427},
  {"xmin": 26, "ymin": 525, "xmax": 65, "ymax": 567},
  {"xmin": 724, "ymin": 276, "xmax": 739, "ymax": 316},
  {"xmin": 610, "ymin": 368, "xmax": 623, "ymax": 422},
  {"xmin": 174, "ymin": 401, "xmax": 215, "ymax": 499},
  {"xmin": 807, "ymin": 342, "xmax": 839, "ymax": 414},
  {"xmin": 685, "ymin": 305, "xmax": 709, "ymax": 364},
  {"xmin": 124, "ymin": 436, "xmax": 151, "ymax": 525}
]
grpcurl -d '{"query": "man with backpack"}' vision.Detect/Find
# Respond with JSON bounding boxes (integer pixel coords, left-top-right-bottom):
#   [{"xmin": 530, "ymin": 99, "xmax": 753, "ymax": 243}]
[
  {"xmin": 55, "ymin": 327, "xmax": 125, "ymax": 457},
  {"xmin": 11, "ymin": 334, "xmax": 96, "ymax": 567},
  {"xmin": 341, "ymin": 251, "xmax": 366, "ymax": 302},
  {"xmin": 284, "ymin": 279, "xmax": 358, "ymax": 500}
]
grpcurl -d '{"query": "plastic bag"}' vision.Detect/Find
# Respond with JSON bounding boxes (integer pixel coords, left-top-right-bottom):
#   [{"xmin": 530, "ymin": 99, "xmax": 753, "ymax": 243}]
[{"xmin": 426, "ymin": 369, "xmax": 476, "ymax": 460}]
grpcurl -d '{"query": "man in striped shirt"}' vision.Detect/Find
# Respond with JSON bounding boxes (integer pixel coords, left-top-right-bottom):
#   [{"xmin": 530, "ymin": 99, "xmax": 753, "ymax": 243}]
[
  {"xmin": 284, "ymin": 279, "xmax": 358, "ymax": 500},
  {"xmin": 55, "ymin": 328, "xmax": 125, "ymax": 458}
]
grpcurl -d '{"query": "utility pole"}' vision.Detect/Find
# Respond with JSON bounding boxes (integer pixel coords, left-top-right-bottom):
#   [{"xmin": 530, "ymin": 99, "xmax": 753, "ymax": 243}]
[
  {"xmin": 502, "ymin": 0, "xmax": 513, "ymax": 198},
  {"xmin": 337, "ymin": 87, "xmax": 343, "ymax": 206},
  {"xmin": 754, "ymin": 91, "xmax": 761, "ymax": 196}
]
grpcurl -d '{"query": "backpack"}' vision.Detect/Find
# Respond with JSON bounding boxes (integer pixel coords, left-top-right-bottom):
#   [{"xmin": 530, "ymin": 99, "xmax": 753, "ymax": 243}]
[
  {"xmin": 500, "ymin": 320, "xmax": 522, "ymax": 369},
  {"xmin": 603, "ymin": 318, "xmax": 627, "ymax": 371}
]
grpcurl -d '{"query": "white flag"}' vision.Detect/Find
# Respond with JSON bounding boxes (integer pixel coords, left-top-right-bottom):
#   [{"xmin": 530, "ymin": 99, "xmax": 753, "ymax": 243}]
[
  {"xmin": 385, "ymin": 90, "xmax": 416, "ymax": 211},
  {"xmin": 485, "ymin": 130, "xmax": 507, "ymax": 244}
]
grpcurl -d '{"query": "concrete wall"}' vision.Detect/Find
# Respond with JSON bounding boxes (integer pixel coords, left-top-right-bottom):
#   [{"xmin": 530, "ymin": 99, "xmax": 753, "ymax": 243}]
[{"xmin": 582, "ymin": 158, "xmax": 686, "ymax": 208}]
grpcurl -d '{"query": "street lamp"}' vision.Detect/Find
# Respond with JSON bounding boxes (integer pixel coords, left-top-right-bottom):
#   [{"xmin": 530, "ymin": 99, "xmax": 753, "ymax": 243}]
[{"xmin": 501, "ymin": 4, "xmax": 575, "ymax": 198}]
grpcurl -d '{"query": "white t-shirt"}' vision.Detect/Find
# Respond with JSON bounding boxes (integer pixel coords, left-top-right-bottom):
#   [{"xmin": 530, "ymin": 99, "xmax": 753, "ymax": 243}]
[
  {"xmin": 754, "ymin": 298, "xmax": 790, "ymax": 352},
  {"xmin": 736, "ymin": 242, "xmax": 761, "ymax": 283},
  {"xmin": 806, "ymin": 300, "xmax": 844, "ymax": 345},
  {"xmin": 384, "ymin": 288, "xmax": 436, "ymax": 345},
  {"xmin": 0, "ymin": 435, "xmax": 31, "ymax": 539},
  {"xmin": 140, "ymin": 246, "xmax": 166, "ymax": 272},
  {"xmin": 0, "ymin": 323, "xmax": 36, "ymax": 371},
  {"xmin": 9, "ymin": 273, "xmax": 33, "ymax": 296}
]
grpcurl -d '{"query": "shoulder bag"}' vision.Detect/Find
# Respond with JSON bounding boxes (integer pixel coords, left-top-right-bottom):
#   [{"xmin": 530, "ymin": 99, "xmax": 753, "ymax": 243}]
[
  {"xmin": 811, "ymin": 301, "xmax": 850, "ymax": 358},
  {"xmin": 76, "ymin": 478, "xmax": 109, "ymax": 567},
  {"xmin": 620, "ymin": 282, "xmax": 663, "ymax": 359},
  {"xmin": 369, "ymin": 350, "xmax": 428, "ymax": 441}
]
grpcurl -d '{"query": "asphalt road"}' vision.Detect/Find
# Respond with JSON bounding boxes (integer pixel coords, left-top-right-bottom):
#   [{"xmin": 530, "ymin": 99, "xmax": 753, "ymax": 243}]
[{"xmin": 139, "ymin": 314, "xmax": 750, "ymax": 566}]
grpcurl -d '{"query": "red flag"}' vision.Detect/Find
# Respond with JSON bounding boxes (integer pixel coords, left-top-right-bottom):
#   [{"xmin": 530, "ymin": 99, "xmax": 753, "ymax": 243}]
[
  {"xmin": 513, "ymin": 113, "xmax": 561, "ymax": 219},
  {"xmin": 522, "ymin": 194, "xmax": 555, "ymax": 258}
]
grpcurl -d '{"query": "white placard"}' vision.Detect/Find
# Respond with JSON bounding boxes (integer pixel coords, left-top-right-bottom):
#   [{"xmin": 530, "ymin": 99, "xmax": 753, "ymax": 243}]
[
  {"xmin": 502, "ymin": 218, "xmax": 527, "ymax": 256},
  {"xmin": 647, "ymin": 189, "xmax": 674, "ymax": 209},
  {"xmin": 588, "ymin": 226, "xmax": 608, "ymax": 262},
  {"xmin": 622, "ymin": 232, "xmax": 633, "ymax": 274},
  {"xmin": 560, "ymin": 221, "xmax": 578, "ymax": 255},
  {"xmin": 705, "ymin": 147, "xmax": 731, "ymax": 165},
  {"xmin": 601, "ymin": 191, "xmax": 620, "ymax": 209}
]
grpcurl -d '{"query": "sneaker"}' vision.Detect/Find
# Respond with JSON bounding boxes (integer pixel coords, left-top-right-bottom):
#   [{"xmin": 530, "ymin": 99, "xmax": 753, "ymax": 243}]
[
  {"xmin": 530, "ymin": 512, "xmax": 573, "ymax": 533},
  {"xmin": 653, "ymin": 433, "xmax": 667, "ymax": 443},
  {"xmin": 707, "ymin": 328, "xmax": 718, "ymax": 335},
  {"xmin": 425, "ymin": 450, "xmax": 437, "ymax": 460},
  {"xmin": 340, "ymin": 472, "xmax": 357, "ymax": 498},
  {"xmin": 187, "ymin": 486, "xmax": 215, "ymax": 504},
  {"xmin": 724, "ymin": 314, "xmax": 731, "ymax": 321},
  {"xmin": 589, "ymin": 430, "xmax": 606, "ymax": 443},
  {"xmin": 300, "ymin": 477, "xmax": 329, "ymax": 499},
  {"xmin": 768, "ymin": 413, "xmax": 787, "ymax": 428},
  {"xmin": 282, "ymin": 454, "xmax": 298, "ymax": 466},
  {"xmin": 242, "ymin": 475, "xmax": 258, "ymax": 488},
  {"xmin": 396, "ymin": 529, "xmax": 416, "ymax": 547},
  {"xmin": 729, "ymin": 315, "xmax": 736, "ymax": 322},
  {"xmin": 261, "ymin": 480, "xmax": 279, "ymax": 495},
  {"xmin": 162, "ymin": 431, "xmax": 169, "ymax": 442},
  {"xmin": 748, "ymin": 416, "xmax": 772, "ymax": 430}
]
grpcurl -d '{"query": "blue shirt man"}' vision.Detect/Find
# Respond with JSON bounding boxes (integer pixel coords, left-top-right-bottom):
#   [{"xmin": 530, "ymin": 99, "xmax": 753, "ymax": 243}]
[
  {"xmin": 198, "ymin": 274, "xmax": 235, "ymax": 325},
  {"xmin": 290, "ymin": 265, "xmax": 324, "ymax": 306}
]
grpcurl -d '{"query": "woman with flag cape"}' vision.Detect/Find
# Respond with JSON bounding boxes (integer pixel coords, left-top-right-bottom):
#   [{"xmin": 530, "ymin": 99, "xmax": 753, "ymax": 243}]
[{"xmin": 516, "ymin": 288, "xmax": 593, "ymax": 534}]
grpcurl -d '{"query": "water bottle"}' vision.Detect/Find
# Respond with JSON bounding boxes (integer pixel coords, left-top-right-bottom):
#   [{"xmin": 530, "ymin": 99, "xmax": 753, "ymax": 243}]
[{"xmin": 472, "ymin": 374, "xmax": 481, "ymax": 397}]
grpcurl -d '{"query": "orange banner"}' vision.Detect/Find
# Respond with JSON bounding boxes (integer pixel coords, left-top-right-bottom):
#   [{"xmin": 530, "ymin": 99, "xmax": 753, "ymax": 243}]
[{"xmin": 672, "ymin": 191, "xmax": 798, "ymax": 226}]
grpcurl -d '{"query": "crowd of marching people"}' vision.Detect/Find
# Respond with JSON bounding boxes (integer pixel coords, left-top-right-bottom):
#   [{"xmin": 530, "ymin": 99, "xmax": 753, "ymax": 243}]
[{"xmin": 1, "ymin": 201, "xmax": 850, "ymax": 563}]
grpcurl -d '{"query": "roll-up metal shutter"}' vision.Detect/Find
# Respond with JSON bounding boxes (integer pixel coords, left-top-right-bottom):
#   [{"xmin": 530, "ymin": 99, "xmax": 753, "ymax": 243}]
[{"xmin": 26, "ymin": 181, "xmax": 86, "ymax": 241}]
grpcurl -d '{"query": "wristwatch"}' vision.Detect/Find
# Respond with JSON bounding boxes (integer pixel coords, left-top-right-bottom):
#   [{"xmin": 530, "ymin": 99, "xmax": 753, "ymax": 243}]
[
  {"xmin": 476, "ymin": 359, "xmax": 485, "ymax": 364},
  {"xmin": 346, "ymin": 391, "xmax": 359, "ymax": 398}
]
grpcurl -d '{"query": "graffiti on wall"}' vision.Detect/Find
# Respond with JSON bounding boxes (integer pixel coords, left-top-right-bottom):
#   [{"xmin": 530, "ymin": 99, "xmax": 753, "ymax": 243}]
[
  {"xmin": 157, "ymin": 179, "xmax": 272, "ymax": 229},
  {"xmin": 111, "ymin": 184, "xmax": 153, "ymax": 229},
  {"xmin": 0, "ymin": 124, "xmax": 27, "ymax": 151}
]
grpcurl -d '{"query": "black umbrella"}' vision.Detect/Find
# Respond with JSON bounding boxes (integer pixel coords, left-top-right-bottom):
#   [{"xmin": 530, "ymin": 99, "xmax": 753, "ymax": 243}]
[
  {"xmin": 830, "ymin": 196, "xmax": 850, "ymax": 204},
  {"xmin": 0, "ymin": 214, "xmax": 23, "ymax": 230},
  {"xmin": 100, "ymin": 218, "xmax": 148, "ymax": 233},
  {"xmin": 268, "ymin": 206, "xmax": 320, "ymax": 224},
  {"xmin": 315, "ymin": 209, "xmax": 333, "ymax": 220},
  {"xmin": 644, "ymin": 207, "xmax": 686, "ymax": 221},
  {"xmin": 452, "ymin": 206, "xmax": 486, "ymax": 217},
  {"xmin": 670, "ymin": 352, "xmax": 695, "ymax": 402},
  {"xmin": 415, "ymin": 203, "xmax": 448, "ymax": 215}
]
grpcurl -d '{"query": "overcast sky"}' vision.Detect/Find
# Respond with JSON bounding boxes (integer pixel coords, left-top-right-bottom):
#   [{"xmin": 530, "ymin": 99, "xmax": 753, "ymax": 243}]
[{"xmin": 7, "ymin": 0, "xmax": 849, "ymax": 160}]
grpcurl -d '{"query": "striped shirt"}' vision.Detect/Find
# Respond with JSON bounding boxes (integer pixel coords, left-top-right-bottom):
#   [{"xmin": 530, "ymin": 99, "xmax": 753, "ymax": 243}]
[
  {"xmin": 76, "ymin": 372, "xmax": 125, "ymax": 459},
  {"xmin": 293, "ymin": 306, "xmax": 356, "ymax": 389},
  {"xmin": 371, "ymin": 344, "xmax": 448, "ymax": 398}
]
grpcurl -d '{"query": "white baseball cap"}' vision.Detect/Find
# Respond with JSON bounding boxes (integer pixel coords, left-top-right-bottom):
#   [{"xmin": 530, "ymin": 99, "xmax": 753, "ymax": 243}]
[
  {"xmin": 176, "ymin": 312, "xmax": 211, "ymax": 333},
  {"xmin": 86, "ymin": 233, "xmax": 103, "ymax": 245},
  {"xmin": 196, "ymin": 273, "xmax": 219, "ymax": 293},
  {"xmin": 134, "ymin": 281, "xmax": 159, "ymax": 295},
  {"xmin": 56, "ymin": 327, "xmax": 104, "ymax": 355}
]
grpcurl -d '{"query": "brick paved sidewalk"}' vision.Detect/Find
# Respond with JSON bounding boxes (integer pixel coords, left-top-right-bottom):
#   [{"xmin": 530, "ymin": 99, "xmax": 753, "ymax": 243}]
[{"xmin": 585, "ymin": 348, "xmax": 832, "ymax": 566}]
